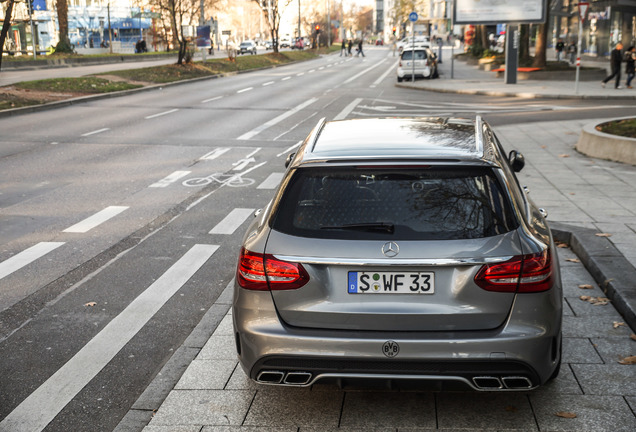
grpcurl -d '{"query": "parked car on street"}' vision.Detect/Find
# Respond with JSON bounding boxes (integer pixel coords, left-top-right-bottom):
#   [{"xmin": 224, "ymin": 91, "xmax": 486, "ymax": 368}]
[
  {"xmin": 264, "ymin": 40, "xmax": 274, "ymax": 50},
  {"xmin": 292, "ymin": 38, "xmax": 304, "ymax": 50},
  {"xmin": 233, "ymin": 116, "xmax": 563, "ymax": 391},
  {"xmin": 238, "ymin": 40, "xmax": 257, "ymax": 55},
  {"xmin": 279, "ymin": 37, "xmax": 291, "ymax": 48},
  {"xmin": 397, "ymin": 47, "xmax": 439, "ymax": 81},
  {"xmin": 397, "ymin": 36, "xmax": 430, "ymax": 53}
]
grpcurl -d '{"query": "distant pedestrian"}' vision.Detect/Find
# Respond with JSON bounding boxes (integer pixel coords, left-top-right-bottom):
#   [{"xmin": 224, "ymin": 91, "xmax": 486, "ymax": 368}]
[
  {"xmin": 555, "ymin": 39, "xmax": 565, "ymax": 61},
  {"xmin": 355, "ymin": 39, "xmax": 365, "ymax": 57},
  {"xmin": 602, "ymin": 43, "xmax": 624, "ymax": 89},
  {"xmin": 625, "ymin": 46, "xmax": 636, "ymax": 88},
  {"xmin": 347, "ymin": 39, "xmax": 353, "ymax": 56},
  {"xmin": 209, "ymin": 39, "xmax": 214, "ymax": 55},
  {"xmin": 340, "ymin": 40, "xmax": 347, "ymax": 56},
  {"xmin": 567, "ymin": 42, "xmax": 576, "ymax": 65}
]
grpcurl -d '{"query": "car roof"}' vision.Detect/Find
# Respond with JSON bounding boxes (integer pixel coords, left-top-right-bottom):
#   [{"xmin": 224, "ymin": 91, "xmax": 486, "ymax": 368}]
[{"xmin": 293, "ymin": 117, "xmax": 500, "ymax": 167}]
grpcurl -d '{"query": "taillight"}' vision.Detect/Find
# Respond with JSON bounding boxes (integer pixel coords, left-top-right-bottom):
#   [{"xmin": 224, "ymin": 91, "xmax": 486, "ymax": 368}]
[
  {"xmin": 474, "ymin": 250, "xmax": 553, "ymax": 293},
  {"xmin": 237, "ymin": 247, "xmax": 309, "ymax": 291}
]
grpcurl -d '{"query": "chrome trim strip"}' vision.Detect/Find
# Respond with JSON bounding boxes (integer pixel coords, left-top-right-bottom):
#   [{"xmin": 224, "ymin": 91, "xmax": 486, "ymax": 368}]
[{"xmin": 273, "ymin": 255, "xmax": 513, "ymax": 266}]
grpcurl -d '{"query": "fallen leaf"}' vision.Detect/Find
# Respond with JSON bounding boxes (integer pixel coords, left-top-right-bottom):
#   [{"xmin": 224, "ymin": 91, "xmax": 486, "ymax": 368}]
[
  {"xmin": 618, "ymin": 355, "xmax": 636, "ymax": 365},
  {"xmin": 566, "ymin": 258, "xmax": 580, "ymax": 263},
  {"xmin": 557, "ymin": 243, "xmax": 570, "ymax": 248},
  {"xmin": 559, "ymin": 154, "xmax": 570, "ymax": 158},
  {"xmin": 590, "ymin": 297, "xmax": 610, "ymax": 306},
  {"xmin": 84, "ymin": 301, "xmax": 97, "ymax": 307},
  {"xmin": 630, "ymin": 333, "xmax": 636, "ymax": 341},
  {"xmin": 541, "ymin": 145, "xmax": 547, "ymax": 149},
  {"xmin": 569, "ymin": 192, "xmax": 576, "ymax": 195},
  {"xmin": 555, "ymin": 411, "xmax": 577, "ymax": 419},
  {"xmin": 613, "ymin": 321, "xmax": 626, "ymax": 329},
  {"xmin": 578, "ymin": 284, "xmax": 594, "ymax": 290},
  {"xmin": 595, "ymin": 233, "xmax": 613, "ymax": 237},
  {"xmin": 579, "ymin": 295, "xmax": 591, "ymax": 301}
]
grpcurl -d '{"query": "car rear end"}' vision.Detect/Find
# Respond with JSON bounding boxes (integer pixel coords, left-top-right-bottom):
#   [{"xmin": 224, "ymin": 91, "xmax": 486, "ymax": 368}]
[
  {"xmin": 397, "ymin": 48, "xmax": 433, "ymax": 81},
  {"xmin": 233, "ymin": 118, "xmax": 562, "ymax": 391}
]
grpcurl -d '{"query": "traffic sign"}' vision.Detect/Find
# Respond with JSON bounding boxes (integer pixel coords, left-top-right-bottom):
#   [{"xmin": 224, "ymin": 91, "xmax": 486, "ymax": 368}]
[
  {"xmin": 579, "ymin": 2, "xmax": 589, "ymax": 22},
  {"xmin": 408, "ymin": 12, "xmax": 418, "ymax": 22}
]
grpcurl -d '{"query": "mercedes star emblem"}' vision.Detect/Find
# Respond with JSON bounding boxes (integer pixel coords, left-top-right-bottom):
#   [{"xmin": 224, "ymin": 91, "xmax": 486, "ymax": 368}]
[{"xmin": 382, "ymin": 241, "xmax": 399, "ymax": 258}]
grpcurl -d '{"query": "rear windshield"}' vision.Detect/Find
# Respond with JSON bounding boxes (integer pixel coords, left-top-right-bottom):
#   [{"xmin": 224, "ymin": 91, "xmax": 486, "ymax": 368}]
[
  {"xmin": 401, "ymin": 50, "xmax": 427, "ymax": 60},
  {"xmin": 271, "ymin": 166, "xmax": 518, "ymax": 240}
]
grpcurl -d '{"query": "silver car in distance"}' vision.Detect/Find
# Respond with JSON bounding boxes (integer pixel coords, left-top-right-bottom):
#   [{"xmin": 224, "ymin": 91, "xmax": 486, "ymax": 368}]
[{"xmin": 233, "ymin": 116, "xmax": 562, "ymax": 391}]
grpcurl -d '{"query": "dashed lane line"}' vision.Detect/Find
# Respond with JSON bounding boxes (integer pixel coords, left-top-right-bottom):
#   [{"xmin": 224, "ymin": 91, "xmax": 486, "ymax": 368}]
[
  {"xmin": 63, "ymin": 206, "xmax": 129, "ymax": 233},
  {"xmin": 237, "ymin": 98, "xmax": 319, "ymax": 140},
  {"xmin": 145, "ymin": 109, "xmax": 179, "ymax": 120},
  {"xmin": 149, "ymin": 171, "xmax": 191, "ymax": 188},
  {"xmin": 209, "ymin": 208, "xmax": 255, "ymax": 234},
  {"xmin": 0, "ymin": 242, "xmax": 65, "ymax": 281},
  {"xmin": 81, "ymin": 128, "xmax": 109, "ymax": 137}
]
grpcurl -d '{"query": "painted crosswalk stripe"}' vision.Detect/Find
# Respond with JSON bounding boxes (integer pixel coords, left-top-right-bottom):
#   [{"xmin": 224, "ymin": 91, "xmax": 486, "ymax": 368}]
[
  {"xmin": 63, "ymin": 206, "xmax": 128, "ymax": 233},
  {"xmin": 0, "ymin": 242, "xmax": 65, "ymax": 281},
  {"xmin": 237, "ymin": 98, "xmax": 318, "ymax": 140},
  {"xmin": 209, "ymin": 208, "xmax": 255, "ymax": 234},
  {"xmin": 0, "ymin": 244, "xmax": 219, "ymax": 432},
  {"xmin": 149, "ymin": 170, "xmax": 191, "ymax": 188},
  {"xmin": 257, "ymin": 173, "xmax": 284, "ymax": 190}
]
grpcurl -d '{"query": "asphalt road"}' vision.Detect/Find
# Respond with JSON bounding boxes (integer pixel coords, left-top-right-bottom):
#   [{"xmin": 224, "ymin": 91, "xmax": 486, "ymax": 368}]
[{"xmin": 1, "ymin": 46, "xmax": 635, "ymax": 432}]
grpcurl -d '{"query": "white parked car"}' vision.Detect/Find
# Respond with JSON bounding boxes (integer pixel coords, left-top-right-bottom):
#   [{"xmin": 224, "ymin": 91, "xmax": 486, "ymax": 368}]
[
  {"xmin": 397, "ymin": 36, "xmax": 430, "ymax": 53},
  {"xmin": 397, "ymin": 47, "xmax": 438, "ymax": 82}
]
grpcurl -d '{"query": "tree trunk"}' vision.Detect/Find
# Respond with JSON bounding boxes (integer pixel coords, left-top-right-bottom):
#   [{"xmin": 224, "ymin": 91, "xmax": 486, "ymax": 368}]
[
  {"xmin": 54, "ymin": 0, "xmax": 73, "ymax": 53},
  {"xmin": 0, "ymin": 0, "xmax": 16, "ymax": 71},
  {"xmin": 533, "ymin": 22, "xmax": 549, "ymax": 68},
  {"xmin": 519, "ymin": 24, "xmax": 530, "ymax": 65}
]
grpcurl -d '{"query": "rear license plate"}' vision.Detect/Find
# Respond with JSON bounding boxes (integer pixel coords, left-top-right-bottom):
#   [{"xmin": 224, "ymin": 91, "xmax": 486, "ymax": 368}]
[{"xmin": 348, "ymin": 271, "xmax": 434, "ymax": 294}]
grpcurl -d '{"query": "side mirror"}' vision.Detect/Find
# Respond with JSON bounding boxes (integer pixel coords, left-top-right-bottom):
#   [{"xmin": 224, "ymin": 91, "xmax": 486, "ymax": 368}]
[
  {"xmin": 508, "ymin": 150, "xmax": 525, "ymax": 173},
  {"xmin": 285, "ymin": 152, "xmax": 295, "ymax": 168}
]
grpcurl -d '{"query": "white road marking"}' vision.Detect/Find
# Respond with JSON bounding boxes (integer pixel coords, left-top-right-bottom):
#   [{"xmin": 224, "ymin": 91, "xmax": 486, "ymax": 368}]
[
  {"xmin": 262, "ymin": 81, "xmax": 275, "ymax": 86},
  {"xmin": 149, "ymin": 170, "xmax": 191, "ymax": 188},
  {"xmin": 237, "ymin": 87, "xmax": 253, "ymax": 93},
  {"xmin": 370, "ymin": 62, "xmax": 397, "ymax": 87},
  {"xmin": 276, "ymin": 141, "xmax": 303, "ymax": 157},
  {"xmin": 145, "ymin": 109, "xmax": 179, "ymax": 119},
  {"xmin": 200, "ymin": 148, "xmax": 231, "ymax": 160},
  {"xmin": 0, "ymin": 242, "xmax": 65, "ymax": 281},
  {"xmin": 237, "ymin": 98, "xmax": 318, "ymax": 140},
  {"xmin": 245, "ymin": 148, "xmax": 261, "ymax": 158},
  {"xmin": 209, "ymin": 208, "xmax": 255, "ymax": 234},
  {"xmin": 0, "ymin": 244, "xmax": 219, "ymax": 432},
  {"xmin": 81, "ymin": 128, "xmax": 109, "ymax": 137},
  {"xmin": 201, "ymin": 96, "xmax": 223, "ymax": 103},
  {"xmin": 282, "ymin": 76, "xmax": 291, "ymax": 81},
  {"xmin": 334, "ymin": 98, "xmax": 363, "ymax": 120},
  {"xmin": 63, "ymin": 206, "xmax": 128, "ymax": 233},
  {"xmin": 344, "ymin": 58, "xmax": 387, "ymax": 84},
  {"xmin": 272, "ymin": 111, "xmax": 318, "ymax": 141},
  {"xmin": 296, "ymin": 72, "xmax": 305, "ymax": 76},
  {"xmin": 257, "ymin": 173, "xmax": 284, "ymax": 190},
  {"xmin": 308, "ymin": 69, "xmax": 316, "ymax": 73}
]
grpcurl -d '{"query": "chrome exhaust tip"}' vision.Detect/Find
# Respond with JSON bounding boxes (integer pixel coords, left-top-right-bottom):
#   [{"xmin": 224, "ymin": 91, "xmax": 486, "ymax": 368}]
[
  {"xmin": 502, "ymin": 376, "xmax": 533, "ymax": 389},
  {"xmin": 472, "ymin": 376, "xmax": 503, "ymax": 390},
  {"xmin": 283, "ymin": 372, "xmax": 313, "ymax": 385},
  {"xmin": 256, "ymin": 370, "xmax": 285, "ymax": 384}
]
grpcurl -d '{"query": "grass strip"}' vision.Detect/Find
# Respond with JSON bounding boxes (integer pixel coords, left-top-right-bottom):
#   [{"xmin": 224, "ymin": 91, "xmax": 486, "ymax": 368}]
[
  {"xmin": 596, "ymin": 118, "xmax": 636, "ymax": 138},
  {"xmin": 15, "ymin": 77, "xmax": 142, "ymax": 93}
]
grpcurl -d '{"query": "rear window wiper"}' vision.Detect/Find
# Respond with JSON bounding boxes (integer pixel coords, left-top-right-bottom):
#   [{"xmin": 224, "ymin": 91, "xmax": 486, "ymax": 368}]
[{"xmin": 320, "ymin": 222, "xmax": 395, "ymax": 233}]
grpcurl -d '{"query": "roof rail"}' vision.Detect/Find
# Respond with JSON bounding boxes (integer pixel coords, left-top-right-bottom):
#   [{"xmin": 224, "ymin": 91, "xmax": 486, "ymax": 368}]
[{"xmin": 474, "ymin": 115, "xmax": 484, "ymax": 155}]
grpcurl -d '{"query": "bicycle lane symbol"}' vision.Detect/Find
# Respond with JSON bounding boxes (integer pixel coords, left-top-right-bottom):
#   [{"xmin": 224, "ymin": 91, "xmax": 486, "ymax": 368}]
[{"xmin": 182, "ymin": 161, "xmax": 267, "ymax": 188}]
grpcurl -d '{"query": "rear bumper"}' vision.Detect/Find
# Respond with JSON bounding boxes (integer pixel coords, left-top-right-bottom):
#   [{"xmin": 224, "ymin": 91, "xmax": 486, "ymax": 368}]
[{"xmin": 232, "ymin": 289, "xmax": 562, "ymax": 391}]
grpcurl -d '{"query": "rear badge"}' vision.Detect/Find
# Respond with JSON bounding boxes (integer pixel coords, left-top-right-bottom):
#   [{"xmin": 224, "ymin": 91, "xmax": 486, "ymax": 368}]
[
  {"xmin": 382, "ymin": 340, "xmax": 400, "ymax": 358},
  {"xmin": 382, "ymin": 241, "xmax": 399, "ymax": 258}
]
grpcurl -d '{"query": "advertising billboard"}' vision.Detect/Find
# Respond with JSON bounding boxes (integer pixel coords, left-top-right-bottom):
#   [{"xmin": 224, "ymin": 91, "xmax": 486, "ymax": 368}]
[{"xmin": 453, "ymin": 0, "xmax": 546, "ymax": 25}]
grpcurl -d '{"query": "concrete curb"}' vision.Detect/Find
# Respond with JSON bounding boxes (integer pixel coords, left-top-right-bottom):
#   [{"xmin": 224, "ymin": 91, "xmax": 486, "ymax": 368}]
[
  {"xmin": 551, "ymin": 222, "xmax": 636, "ymax": 332},
  {"xmin": 576, "ymin": 117, "xmax": 636, "ymax": 166},
  {"xmin": 395, "ymin": 81, "xmax": 636, "ymax": 100}
]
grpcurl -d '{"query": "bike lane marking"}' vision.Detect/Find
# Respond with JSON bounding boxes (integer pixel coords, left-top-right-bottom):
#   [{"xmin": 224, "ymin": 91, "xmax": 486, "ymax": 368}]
[
  {"xmin": 0, "ymin": 242, "xmax": 65, "ymax": 281},
  {"xmin": 334, "ymin": 98, "xmax": 363, "ymax": 120},
  {"xmin": 200, "ymin": 148, "xmax": 231, "ymax": 160},
  {"xmin": 237, "ymin": 98, "xmax": 318, "ymax": 140},
  {"xmin": 0, "ymin": 244, "xmax": 219, "ymax": 432},
  {"xmin": 63, "ymin": 206, "xmax": 129, "ymax": 233},
  {"xmin": 209, "ymin": 208, "xmax": 255, "ymax": 234}
]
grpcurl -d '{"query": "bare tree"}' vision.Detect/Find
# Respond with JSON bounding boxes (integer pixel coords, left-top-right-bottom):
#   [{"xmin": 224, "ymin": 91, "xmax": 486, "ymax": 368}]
[
  {"xmin": 251, "ymin": 0, "xmax": 293, "ymax": 53},
  {"xmin": 0, "ymin": 0, "xmax": 16, "ymax": 70},
  {"xmin": 152, "ymin": 0, "xmax": 201, "ymax": 64}
]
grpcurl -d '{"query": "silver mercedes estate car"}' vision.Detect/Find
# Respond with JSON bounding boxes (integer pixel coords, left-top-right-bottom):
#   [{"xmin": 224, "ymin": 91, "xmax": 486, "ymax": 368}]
[{"xmin": 233, "ymin": 116, "xmax": 562, "ymax": 391}]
